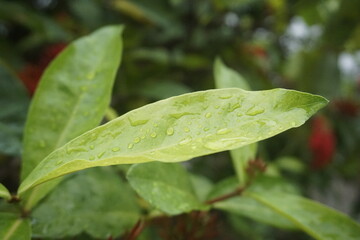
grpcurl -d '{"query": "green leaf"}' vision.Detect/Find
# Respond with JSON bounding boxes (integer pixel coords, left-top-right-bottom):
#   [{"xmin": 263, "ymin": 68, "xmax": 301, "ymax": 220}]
[
  {"xmin": 0, "ymin": 184, "xmax": 11, "ymax": 200},
  {"xmin": 214, "ymin": 57, "xmax": 256, "ymax": 186},
  {"xmin": 0, "ymin": 62, "xmax": 29, "ymax": 156},
  {"xmin": 247, "ymin": 191, "xmax": 360, "ymax": 240},
  {"xmin": 127, "ymin": 162, "xmax": 205, "ymax": 215},
  {"xmin": 0, "ymin": 213, "xmax": 31, "ymax": 240},
  {"xmin": 214, "ymin": 57, "xmax": 250, "ymax": 91},
  {"xmin": 210, "ymin": 176, "xmax": 298, "ymax": 229},
  {"xmin": 190, "ymin": 174, "xmax": 213, "ymax": 202},
  {"xmin": 21, "ymin": 25, "xmax": 124, "ymax": 179},
  {"xmin": 31, "ymin": 167, "xmax": 140, "ymax": 239},
  {"xmin": 19, "ymin": 88, "xmax": 328, "ymax": 194},
  {"xmin": 20, "ymin": 25, "xmax": 123, "ymax": 209}
]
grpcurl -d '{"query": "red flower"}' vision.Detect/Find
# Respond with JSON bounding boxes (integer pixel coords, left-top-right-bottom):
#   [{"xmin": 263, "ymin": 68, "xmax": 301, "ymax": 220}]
[
  {"xmin": 333, "ymin": 99, "xmax": 359, "ymax": 117},
  {"xmin": 18, "ymin": 42, "xmax": 67, "ymax": 95},
  {"xmin": 308, "ymin": 116, "xmax": 336, "ymax": 170}
]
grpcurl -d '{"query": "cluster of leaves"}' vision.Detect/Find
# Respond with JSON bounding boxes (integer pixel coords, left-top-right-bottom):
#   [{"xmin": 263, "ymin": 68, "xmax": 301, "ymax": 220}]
[{"xmin": 0, "ymin": 25, "xmax": 359, "ymax": 240}]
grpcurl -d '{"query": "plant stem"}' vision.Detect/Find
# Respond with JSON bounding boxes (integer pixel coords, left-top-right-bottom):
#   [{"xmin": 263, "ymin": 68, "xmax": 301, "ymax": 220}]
[{"xmin": 205, "ymin": 186, "xmax": 246, "ymax": 205}]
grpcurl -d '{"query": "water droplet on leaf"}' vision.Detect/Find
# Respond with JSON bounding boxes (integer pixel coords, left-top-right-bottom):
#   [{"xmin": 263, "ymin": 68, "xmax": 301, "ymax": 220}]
[
  {"xmin": 246, "ymin": 106, "xmax": 265, "ymax": 116},
  {"xmin": 217, "ymin": 128, "xmax": 231, "ymax": 135},
  {"xmin": 133, "ymin": 137, "xmax": 141, "ymax": 143},
  {"xmin": 205, "ymin": 113, "xmax": 212, "ymax": 118},
  {"xmin": 112, "ymin": 147, "xmax": 120, "ymax": 152},
  {"xmin": 179, "ymin": 137, "xmax": 192, "ymax": 145},
  {"xmin": 150, "ymin": 132, "xmax": 157, "ymax": 138},
  {"xmin": 166, "ymin": 127, "xmax": 174, "ymax": 136}
]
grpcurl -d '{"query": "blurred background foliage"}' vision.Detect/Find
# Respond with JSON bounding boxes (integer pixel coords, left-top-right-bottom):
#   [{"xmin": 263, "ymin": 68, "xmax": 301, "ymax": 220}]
[{"xmin": 0, "ymin": 0, "xmax": 359, "ymax": 239}]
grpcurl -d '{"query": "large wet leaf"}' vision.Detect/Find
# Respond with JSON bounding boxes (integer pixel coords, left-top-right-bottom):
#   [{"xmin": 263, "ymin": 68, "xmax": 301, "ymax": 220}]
[
  {"xmin": 0, "ymin": 62, "xmax": 29, "ymax": 156},
  {"xmin": 0, "ymin": 213, "xmax": 31, "ymax": 240},
  {"xmin": 20, "ymin": 25, "xmax": 123, "ymax": 209},
  {"xmin": 0, "ymin": 183, "xmax": 11, "ymax": 200},
  {"xmin": 19, "ymin": 88, "xmax": 327, "ymax": 194},
  {"xmin": 214, "ymin": 57, "xmax": 257, "ymax": 186},
  {"xmin": 248, "ymin": 191, "xmax": 360, "ymax": 240},
  {"xmin": 32, "ymin": 168, "xmax": 140, "ymax": 239},
  {"xmin": 127, "ymin": 162, "xmax": 204, "ymax": 215}
]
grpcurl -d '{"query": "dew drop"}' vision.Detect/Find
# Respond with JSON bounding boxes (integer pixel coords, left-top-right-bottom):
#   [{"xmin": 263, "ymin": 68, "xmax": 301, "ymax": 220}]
[
  {"xmin": 237, "ymin": 113, "xmax": 243, "ymax": 117},
  {"xmin": 89, "ymin": 156, "xmax": 95, "ymax": 160},
  {"xmin": 128, "ymin": 143, "xmax": 134, "ymax": 149},
  {"xmin": 217, "ymin": 128, "xmax": 231, "ymax": 135},
  {"xmin": 246, "ymin": 106, "xmax": 265, "ymax": 116},
  {"xmin": 227, "ymin": 103, "xmax": 241, "ymax": 112},
  {"xmin": 133, "ymin": 137, "xmax": 141, "ymax": 143},
  {"xmin": 215, "ymin": 105, "xmax": 220, "ymax": 109},
  {"xmin": 112, "ymin": 147, "xmax": 120, "ymax": 152},
  {"xmin": 141, "ymin": 135, "xmax": 146, "ymax": 139},
  {"xmin": 179, "ymin": 137, "xmax": 192, "ymax": 145},
  {"xmin": 150, "ymin": 132, "xmax": 157, "ymax": 138},
  {"xmin": 97, "ymin": 151, "xmax": 105, "ymax": 158},
  {"xmin": 89, "ymin": 145, "xmax": 95, "ymax": 150},
  {"xmin": 170, "ymin": 112, "xmax": 195, "ymax": 119},
  {"xmin": 153, "ymin": 123, "xmax": 158, "ymax": 127},
  {"xmin": 205, "ymin": 112, "xmax": 212, "ymax": 118},
  {"xmin": 291, "ymin": 121, "xmax": 296, "ymax": 127},
  {"xmin": 203, "ymin": 127, "xmax": 210, "ymax": 132},
  {"xmin": 183, "ymin": 127, "xmax": 190, "ymax": 133},
  {"xmin": 129, "ymin": 117, "xmax": 149, "ymax": 126},
  {"xmin": 166, "ymin": 127, "xmax": 174, "ymax": 136}
]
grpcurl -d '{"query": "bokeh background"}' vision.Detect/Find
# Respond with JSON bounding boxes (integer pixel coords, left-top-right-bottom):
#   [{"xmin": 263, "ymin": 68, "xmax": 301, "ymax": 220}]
[{"xmin": 1, "ymin": 0, "xmax": 359, "ymax": 239}]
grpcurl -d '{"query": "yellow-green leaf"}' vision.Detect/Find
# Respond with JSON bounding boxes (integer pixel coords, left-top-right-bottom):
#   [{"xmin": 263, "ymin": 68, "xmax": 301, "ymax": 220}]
[
  {"xmin": 0, "ymin": 183, "xmax": 11, "ymax": 200},
  {"xmin": 19, "ymin": 88, "xmax": 327, "ymax": 194}
]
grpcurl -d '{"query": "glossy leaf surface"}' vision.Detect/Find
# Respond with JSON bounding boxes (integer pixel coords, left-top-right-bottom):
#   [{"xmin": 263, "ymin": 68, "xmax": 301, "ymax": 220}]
[
  {"xmin": 19, "ymin": 88, "xmax": 327, "ymax": 194},
  {"xmin": 32, "ymin": 168, "xmax": 140, "ymax": 238},
  {"xmin": 0, "ymin": 183, "xmax": 11, "ymax": 200},
  {"xmin": 0, "ymin": 213, "xmax": 31, "ymax": 240},
  {"xmin": 248, "ymin": 191, "xmax": 360, "ymax": 240},
  {"xmin": 21, "ymin": 25, "xmax": 123, "ymax": 180},
  {"xmin": 0, "ymin": 62, "xmax": 29, "ymax": 156},
  {"xmin": 127, "ymin": 162, "xmax": 204, "ymax": 215}
]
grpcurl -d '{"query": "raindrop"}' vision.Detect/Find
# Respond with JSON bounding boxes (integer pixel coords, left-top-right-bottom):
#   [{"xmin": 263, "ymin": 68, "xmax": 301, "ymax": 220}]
[
  {"xmin": 203, "ymin": 127, "xmax": 210, "ymax": 132},
  {"xmin": 170, "ymin": 112, "xmax": 197, "ymax": 119},
  {"xmin": 141, "ymin": 135, "xmax": 146, "ymax": 139},
  {"xmin": 215, "ymin": 105, "xmax": 220, "ymax": 109},
  {"xmin": 89, "ymin": 156, "xmax": 95, "ymax": 160},
  {"xmin": 112, "ymin": 147, "xmax": 120, "ymax": 152},
  {"xmin": 183, "ymin": 127, "xmax": 190, "ymax": 133},
  {"xmin": 217, "ymin": 128, "xmax": 231, "ymax": 135},
  {"xmin": 133, "ymin": 137, "xmax": 141, "ymax": 143},
  {"xmin": 237, "ymin": 113, "xmax": 243, "ymax": 117},
  {"xmin": 166, "ymin": 127, "xmax": 174, "ymax": 136},
  {"xmin": 90, "ymin": 145, "xmax": 95, "ymax": 150},
  {"xmin": 205, "ymin": 112, "xmax": 212, "ymax": 118},
  {"xmin": 150, "ymin": 132, "xmax": 157, "ymax": 138},
  {"xmin": 129, "ymin": 117, "xmax": 149, "ymax": 126},
  {"xmin": 153, "ymin": 123, "xmax": 158, "ymax": 127},
  {"xmin": 67, "ymin": 146, "xmax": 87, "ymax": 154},
  {"xmin": 97, "ymin": 151, "xmax": 105, "ymax": 158},
  {"xmin": 246, "ymin": 106, "xmax": 265, "ymax": 116},
  {"xmin": 128, "ymin": 143, "xmax": 134, "ymax": 149},
  {"xmin": 179, "ymin": 137, "xmax": 192, "ymax": 145},
  {"xmin": 227, "ymin": 103, "xmax": 241, "ymax": 112}
]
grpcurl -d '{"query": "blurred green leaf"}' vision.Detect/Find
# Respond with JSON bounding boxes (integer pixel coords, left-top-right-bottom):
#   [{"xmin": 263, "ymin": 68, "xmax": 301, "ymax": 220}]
[
  {"xmin": 190, "ymin": 174, "xmax": 213, "ymax": 202},
  {"xmin": 0, "ymin": 184, "xmax": 11, "ymax": 200},
  {"xmin": 137, "ymin": 81, "xmax": 191, "ymax": 100},
  {"xmin": 248, "ymin": 191, "xmax": 360, "ymax": 240},
  {"xmin": 20, "ymin": 25, "xmax": 124, "ymax": 210},
  {"xmin": 0, "ymin": 62, "xmax": 29, "ymax": 156},
  {"xmin": 0, "ymin": 213, "xmax": 31, "ymax": 240},
  {"xmin": 19, "ymin": 88, "xmax": 327, "ymax": 194},
  {"xmin": 127, "ymin": 162, "xmax": 205, "ymax": 215},
  {"xmin": 32, "ymin": 167, "xmax": 140, "ymax": 239},
  {"xmin": 210, "ymin": 176, "xmax": 298, "ymax": 229}
]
